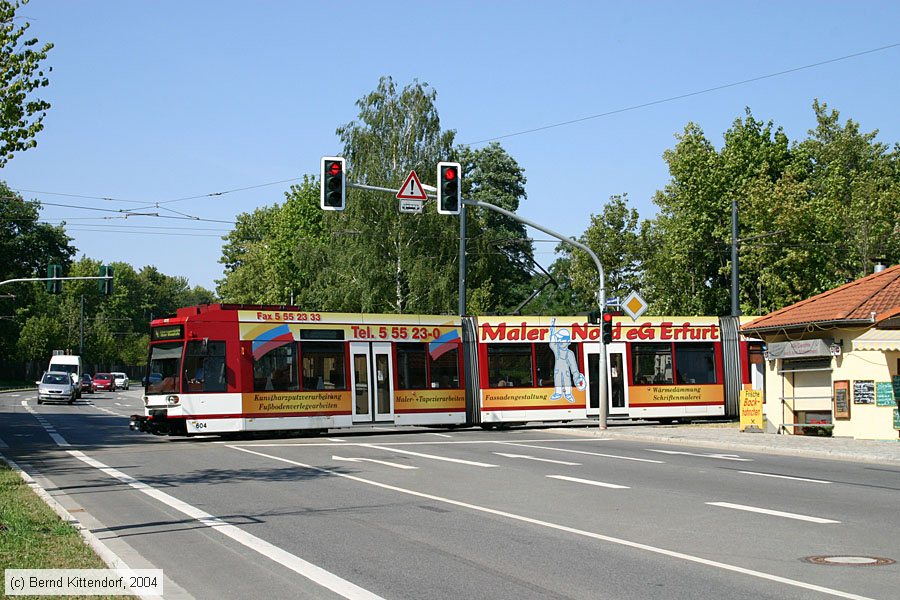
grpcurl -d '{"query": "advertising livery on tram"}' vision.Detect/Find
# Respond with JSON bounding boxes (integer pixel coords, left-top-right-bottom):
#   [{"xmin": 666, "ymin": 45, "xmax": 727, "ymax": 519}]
[{"xmin": 131, "ymin": 304, "xmax": 761, "ymax": 436}]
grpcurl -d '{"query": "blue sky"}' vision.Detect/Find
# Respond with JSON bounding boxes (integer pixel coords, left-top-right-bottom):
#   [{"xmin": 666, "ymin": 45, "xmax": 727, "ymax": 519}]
[{"xmin": 5, "ymin": 1, "xmax": 900, "ymax": 292}]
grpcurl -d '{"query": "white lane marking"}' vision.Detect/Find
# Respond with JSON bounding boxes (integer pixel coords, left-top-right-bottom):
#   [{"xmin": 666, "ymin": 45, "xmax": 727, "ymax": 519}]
[
  {"xmin": 648, "ymin": 449, "xmax": 752, "ymax": 461},
  {"xmin": 493, "ymin": 453, "xmax": 581, "ymax": 466},
  {"xmin": 500, "ymin": 442, "xmax": 664, "ymax": 463},
  {"xmin": 327, "ymin": 438, "xmax": 346, "ymax": 442},
  {"xmin": 231, "ymin": 438, "xmax": 612, "ymax": 448},
  {"xmin": 428, "ymin": 432, "xmax": 453, "ymax": 438},
  {"xmin": 22, "ymin": 395, "xmax": 382, "ymax": 599},
  {"xmin": 22, "ymin": 400, "xmax": 70, "ymax": 447},
  {"xmin": 231, "ymin": 446, "xmax": 871, "ymax": 600},
  {"xmin": 739, "ymin": 471, "xmax": 832, "ymax": 484},
  {"xmin": 68, "ymin": 451, "xmax": 384, "ymax": 600},
  {"xmin": 115, "ymin": 402, "xmax": 123, "ymax": 406},
  {"xmin": 707, "ymin": 502, "xmax": 840, "ymax": 523},
  {"xmin": 547, "ymin": 475, "xmax": 629, "ymax": 489},
  {"xmin": 332, "ymin": 455, "xmax": 418, "ymax": 470},
  {"xmin": 360, "ymin": 444, "xmax": 498, "ymax": 468}
]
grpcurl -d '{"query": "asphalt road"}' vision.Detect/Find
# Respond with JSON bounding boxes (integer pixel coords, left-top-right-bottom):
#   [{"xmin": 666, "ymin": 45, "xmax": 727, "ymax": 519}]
[{"xmin": 2, "ymin": 389, "xmax": 899, "ymax": 600}]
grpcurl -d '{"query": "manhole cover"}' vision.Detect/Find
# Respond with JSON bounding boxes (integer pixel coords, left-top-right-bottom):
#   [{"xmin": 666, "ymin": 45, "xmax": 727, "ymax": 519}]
[{"xmin": 804, "ymin": 555, "xmax": 895, "ymax": 566}]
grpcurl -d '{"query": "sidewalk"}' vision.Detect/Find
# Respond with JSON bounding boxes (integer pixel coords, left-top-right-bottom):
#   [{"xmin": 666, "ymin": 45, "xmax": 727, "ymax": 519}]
[{"xmin": 556, "ymin": 422, "xmax": 900, "ymax": 465}]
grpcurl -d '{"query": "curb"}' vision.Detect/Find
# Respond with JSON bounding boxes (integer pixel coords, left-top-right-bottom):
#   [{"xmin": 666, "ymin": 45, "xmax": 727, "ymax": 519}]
[{"xmin": 553, "ymin": 427, "xmax": 900, "ymax": 465}]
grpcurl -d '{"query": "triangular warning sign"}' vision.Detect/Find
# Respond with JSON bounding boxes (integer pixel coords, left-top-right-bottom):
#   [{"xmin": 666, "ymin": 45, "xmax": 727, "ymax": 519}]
[{"xmin": 396, "ymin": 170, "xmax": 427, "ymax": 200}]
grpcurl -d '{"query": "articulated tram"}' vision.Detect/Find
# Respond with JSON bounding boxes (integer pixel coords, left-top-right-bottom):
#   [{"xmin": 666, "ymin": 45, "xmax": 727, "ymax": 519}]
[{"xmin": 130, "ymin": 304, "xmax": 762, "ymax": 436}]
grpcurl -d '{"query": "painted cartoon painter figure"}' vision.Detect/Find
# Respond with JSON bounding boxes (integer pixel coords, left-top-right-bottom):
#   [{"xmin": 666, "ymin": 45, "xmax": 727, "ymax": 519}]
[{"xmin": 549, "ymin": 318, "xmax": 586, "ymax": 402}]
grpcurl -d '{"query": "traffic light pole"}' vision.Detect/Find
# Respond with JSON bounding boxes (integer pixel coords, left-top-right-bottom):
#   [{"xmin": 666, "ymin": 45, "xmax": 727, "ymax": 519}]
[{"xmin": 461, "ymin": 197, "xmax": 609, "ymax": 430}]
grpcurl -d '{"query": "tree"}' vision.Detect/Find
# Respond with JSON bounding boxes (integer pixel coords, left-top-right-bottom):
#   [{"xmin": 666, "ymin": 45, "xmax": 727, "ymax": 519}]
[
  {"xmin": 330, "ymin": 76, "xmax": 458, "ymax": 313},
  {"xmin": 0, "ymin": 0, "xmax": 53, "ymax": 166},
  {"xmin": 0, "ymin": 183, "xmax": 74, "ymax": 363},
  {"xmin": 217, "ymin": 204, "xmax": 279, "ymax": 302},
  {"xmin": 16, "ymin": 313, "xmax": 63, "ymax": 363},
  {"xmin": 553, "ymin": 194, "xmax": 643, "ymax": 313},
  {"xmin": 457, "ymin": 142, "xmax": 534, "ymax": 314},
  {"xmin": 643, "ymin": 111, "xmax": 794, "ymax": 315}
]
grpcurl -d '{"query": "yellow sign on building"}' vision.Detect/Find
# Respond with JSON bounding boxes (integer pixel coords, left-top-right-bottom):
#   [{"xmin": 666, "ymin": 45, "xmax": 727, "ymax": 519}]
[{"xmin": 739, "ymin": 389, "xmax": 764, "ymax": 431}]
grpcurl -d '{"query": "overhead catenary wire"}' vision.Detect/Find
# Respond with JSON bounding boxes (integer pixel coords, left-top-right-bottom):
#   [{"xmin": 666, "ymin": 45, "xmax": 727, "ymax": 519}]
[
  {"xmin": 7, "ymin": 42, "xmax": 897, "ymax": 223},
  {"xmin": 463, "ymin": 41, "xmax": 900, "ymax": 146}
]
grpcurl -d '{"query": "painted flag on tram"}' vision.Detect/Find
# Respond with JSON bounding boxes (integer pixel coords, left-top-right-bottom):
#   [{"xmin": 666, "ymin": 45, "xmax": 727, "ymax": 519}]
[
  {"xmin": 429, "ymin": 329, "xmax": 461, "ymax": 359},
  {"xmin": 251, "ymin": 324, "xmax": 294, "ymax": 360}
]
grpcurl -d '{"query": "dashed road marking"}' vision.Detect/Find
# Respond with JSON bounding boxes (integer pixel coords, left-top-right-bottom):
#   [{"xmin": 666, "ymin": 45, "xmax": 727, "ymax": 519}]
[{"xmin": 707, "ymin": 502, "xmax": 840, "ymax": 523}]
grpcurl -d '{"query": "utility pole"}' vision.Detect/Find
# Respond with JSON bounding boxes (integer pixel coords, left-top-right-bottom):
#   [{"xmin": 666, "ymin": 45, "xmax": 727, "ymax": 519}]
[
  {"xmin": 80, "ymin": 295, "xmax": 85, "ymax": 355},
  {"xmin": 458, "ymin": 203, "xmax": 467, "ymax": 316},
  {"xmin": 731, "ymin": 198, "xmax": 740, "ymax": 316},
  {"xmin": 731, "ymin": 198, "xmax": 784, "ymax": 317}
]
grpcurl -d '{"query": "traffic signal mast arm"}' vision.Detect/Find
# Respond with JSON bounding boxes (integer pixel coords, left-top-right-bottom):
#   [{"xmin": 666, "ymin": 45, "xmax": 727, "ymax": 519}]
[
  {"xmin": 0, "ymin": 275, "xmax": 113, "ymax": 287},
  {"xmin": 462, "ymin": 195, "xmax": 610, "ymax": 429}
]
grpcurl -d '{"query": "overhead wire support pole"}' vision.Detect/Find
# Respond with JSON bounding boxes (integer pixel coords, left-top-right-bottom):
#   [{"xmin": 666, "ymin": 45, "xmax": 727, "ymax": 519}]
[{"xmin": 462, "ymin": 197, "xmax": 609, "ymax": 430}]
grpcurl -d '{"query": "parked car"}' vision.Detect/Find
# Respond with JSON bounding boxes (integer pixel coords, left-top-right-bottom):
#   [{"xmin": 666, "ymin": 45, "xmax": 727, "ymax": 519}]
[
  {"xmin": 37, "ymin": 371, "xmax": 76, "ymax": 404},
  {"xmin": 92, "ymin": 372, "xmax": 116, "ymax": 393},
  {"xmin": 111, "ymin": 372, "xmax": 130, "ymax": 390},
  {"xmin": 80, "ymin": 373, "xmax": 93, "ymax": 393}
]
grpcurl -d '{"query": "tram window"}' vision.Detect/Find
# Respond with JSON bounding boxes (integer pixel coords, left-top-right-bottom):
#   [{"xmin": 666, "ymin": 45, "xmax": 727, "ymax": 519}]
[
  {"xmin": 674, "ymin": 343, "xmax": 717, "ymax": 384},
  {"xmin": 487, "ymin": 344, "xmax": 533, "ymax": 388},
  {"xmin": 253, "ymin": 342, "xmax": 299, "ymax": 392},
  {"xmin": 147, "ymin": 342, "xmax": 182, "ymax": 395},
  {"xmin": 397, "ymin": 343, "xmax": 461, "ymax": 389},
  {"xmin": 397, "ymin": 344, "xmax": 427, "ymax": 389},
  {"xmin": 632, "ymin": 343, "xmax": 673, "ymax": 385},
  {"xmin": 430, "ymin": 347, "xmax": 460, "ymax": 388},
  {"xmin": 301, "ymin": 342, "xmax": 346, "ymax": 390},
  {"xmin": 184, "ymin": 340, "xmax": 227, "ymax": 392}
]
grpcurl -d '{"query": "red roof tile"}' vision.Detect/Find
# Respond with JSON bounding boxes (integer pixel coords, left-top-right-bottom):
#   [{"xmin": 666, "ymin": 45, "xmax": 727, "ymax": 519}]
[{"xmin": 741, "ymin": 264, "xmax": 900, "ymax": 332}]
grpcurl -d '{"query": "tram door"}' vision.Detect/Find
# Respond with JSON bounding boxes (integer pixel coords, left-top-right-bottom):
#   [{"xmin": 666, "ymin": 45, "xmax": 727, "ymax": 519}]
[
  {"xmin": 585, "ymin": 342, "xmax": 629, "ymax": 417},
  {"xmin": 350, "ymin": 342, "xmax": 394, "ymax": 423}
]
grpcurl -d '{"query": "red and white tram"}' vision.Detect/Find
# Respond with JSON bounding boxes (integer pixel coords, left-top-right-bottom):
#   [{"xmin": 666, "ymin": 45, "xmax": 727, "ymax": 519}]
[{"xmin": 131, "ymin": 304, "xmax": 760, "ymax": 436}]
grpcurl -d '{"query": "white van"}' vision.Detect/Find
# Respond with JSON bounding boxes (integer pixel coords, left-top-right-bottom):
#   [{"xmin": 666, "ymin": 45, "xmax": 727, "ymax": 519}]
[{"xmin": 47, "ymin": 354, "xmax": 83, "ymax": 399}]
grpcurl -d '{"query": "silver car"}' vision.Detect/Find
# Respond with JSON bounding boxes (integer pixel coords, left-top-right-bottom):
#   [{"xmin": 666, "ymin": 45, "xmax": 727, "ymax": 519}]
[
  {"xmin": 37, "ymin": 371, "xmax": 76, "ymax": 405},
  {"xmin": 112, "ymin": 372, "xmax": 129, "ymax": 390}
]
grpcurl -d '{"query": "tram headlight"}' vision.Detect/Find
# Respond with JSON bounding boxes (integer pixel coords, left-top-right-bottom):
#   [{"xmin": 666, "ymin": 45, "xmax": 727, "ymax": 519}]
[{"xmin": 166, "ymin": 395, "xmax": 180, "ymax": 406}]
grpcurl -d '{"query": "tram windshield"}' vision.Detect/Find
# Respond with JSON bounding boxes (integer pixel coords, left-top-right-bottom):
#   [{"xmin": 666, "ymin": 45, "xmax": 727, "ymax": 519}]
[{"xmin": 146, "ymin": 342, "xmax": 182, "ymax": 394}]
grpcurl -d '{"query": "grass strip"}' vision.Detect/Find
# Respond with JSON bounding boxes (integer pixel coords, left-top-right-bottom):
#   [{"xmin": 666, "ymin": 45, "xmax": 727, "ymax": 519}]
[{"xmin": 0, "ymin": 461, "xmax": 130, "ymax": 599}]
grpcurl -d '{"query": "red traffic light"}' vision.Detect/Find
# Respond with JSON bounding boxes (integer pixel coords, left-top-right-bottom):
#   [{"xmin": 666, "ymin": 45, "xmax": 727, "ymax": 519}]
[
  {"xmin": 443, "ymin": 166, "xmax": 456, "ymax": 180},
  {"xmin": 327, "ymin": 161, "xmax": 342, "ymax": 176},
  {"xmin": 602, "ymin": 312, "xmax": 613, "ymax": 323}
]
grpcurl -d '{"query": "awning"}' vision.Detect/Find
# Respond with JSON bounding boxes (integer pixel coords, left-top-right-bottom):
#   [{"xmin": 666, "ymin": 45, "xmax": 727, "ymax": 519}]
[
  {"xmin": 853, "ymin": 329, "xmax": 900, "ymax": 351},
  {"xmin": 765, "ymin": 338, "xmax": 834, "ymax": 360}
]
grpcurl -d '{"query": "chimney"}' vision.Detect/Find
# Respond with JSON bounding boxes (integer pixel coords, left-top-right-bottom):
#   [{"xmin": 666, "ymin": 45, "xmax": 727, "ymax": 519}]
[{"xmin": 874, "ymin": 258, "xmax": 887, "ymax": 273}]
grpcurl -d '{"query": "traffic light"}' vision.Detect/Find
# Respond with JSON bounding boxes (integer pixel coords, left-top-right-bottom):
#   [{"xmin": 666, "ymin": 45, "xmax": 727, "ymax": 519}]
[
  {"xmin": 47, "ymin": 264, "xmax": 62, "ymax": 294},
  {"xmin": 588, "ymin": 309, "xmax": 602, "ymax": 324},
  {"xmin": 437, "ymin": 161, "xmax": 461, "ymax": 215},
  {"xmin": 602, "ymin": 312, "xmax": 613, "ymax": 344},
  {"xmin": 320, "ymin": 156, "xmax": 346, "ymax": 211},
  {"xmin": 99, "ymin": 265, "xmax": 113, "ymax": 296}
]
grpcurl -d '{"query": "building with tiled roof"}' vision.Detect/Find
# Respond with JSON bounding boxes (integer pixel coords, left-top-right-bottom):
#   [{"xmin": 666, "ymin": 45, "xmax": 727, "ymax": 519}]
[{"xmin": 741, "ymin": 265, "xmax": 900, "ymax": 440}]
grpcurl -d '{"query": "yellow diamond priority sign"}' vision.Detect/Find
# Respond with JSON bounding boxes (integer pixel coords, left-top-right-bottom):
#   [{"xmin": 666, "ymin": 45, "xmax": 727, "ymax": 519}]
[{"xmin": 622, "ymin": 291, "xmax": 648, "ymax": 321}]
